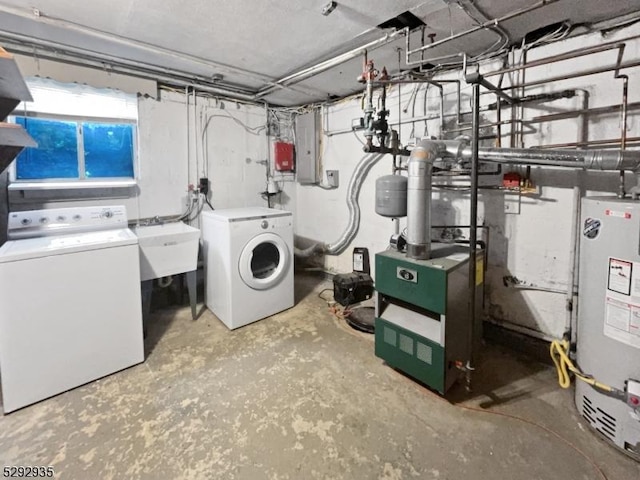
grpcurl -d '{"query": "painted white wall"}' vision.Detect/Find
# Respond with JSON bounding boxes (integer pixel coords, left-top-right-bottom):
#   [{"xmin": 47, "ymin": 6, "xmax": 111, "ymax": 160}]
[
  {"xmin": 295, "ymin": 23, "xmax": 640, "ymax": 339},
  {"xmin": 5, "ymin": 67, "xmax": 274, "ymax": 226}
]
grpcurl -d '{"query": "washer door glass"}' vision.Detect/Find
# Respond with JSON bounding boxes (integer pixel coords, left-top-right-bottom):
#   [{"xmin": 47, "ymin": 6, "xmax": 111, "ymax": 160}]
[{"xmin": 239, "ymin": 233, "xmax": 290, "ymax": 290}]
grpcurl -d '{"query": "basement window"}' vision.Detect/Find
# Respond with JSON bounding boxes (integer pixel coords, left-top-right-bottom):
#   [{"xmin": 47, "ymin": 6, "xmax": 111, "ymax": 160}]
[
  {"xmin": 14, "ymin": 117, "xmax": 135, "ymax": 180},
  {"xmin": 9, "ymin": 78, "xmax": 138, "ymax": 188}
]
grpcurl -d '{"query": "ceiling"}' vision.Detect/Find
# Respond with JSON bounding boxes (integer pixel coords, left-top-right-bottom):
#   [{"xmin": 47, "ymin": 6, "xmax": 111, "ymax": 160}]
[{"xmin": 0, "ymin": 0, "xmax": 639, "ymax": 106}]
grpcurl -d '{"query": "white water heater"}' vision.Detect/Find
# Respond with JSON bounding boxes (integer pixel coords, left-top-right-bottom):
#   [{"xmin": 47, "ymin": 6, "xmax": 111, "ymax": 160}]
[{"xmin": 576, "ymin": 197, "xmax": 640, "ymax": 460}]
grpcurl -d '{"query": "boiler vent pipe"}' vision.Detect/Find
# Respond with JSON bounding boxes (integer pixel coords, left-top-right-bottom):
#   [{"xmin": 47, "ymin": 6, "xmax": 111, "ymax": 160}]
[
  {"xmin": 405, "ymin": 139, "xmax": 468, "ymax": 259},
  {"xmin": 403, "ymin": 142, "xmax": 640, "ymax": 261}
]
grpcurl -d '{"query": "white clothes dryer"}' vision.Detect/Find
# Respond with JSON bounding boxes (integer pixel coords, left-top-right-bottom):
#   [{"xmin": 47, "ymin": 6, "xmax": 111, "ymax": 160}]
[{"xmin": 202, "ymin": 207, "xmax": 294, "ymax": 329}]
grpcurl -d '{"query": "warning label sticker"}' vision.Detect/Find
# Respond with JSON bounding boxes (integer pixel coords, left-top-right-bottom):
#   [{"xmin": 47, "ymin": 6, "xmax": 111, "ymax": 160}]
[
  {"xmin": 605, "ymin": 209, "xmax": 632, "ymax": 219},
  {"xmin": 604, "ymin": 257, "xmax": 640, "ymax": 349},
  {"xmin": 604, "ymin": 297, "xmax": 640, "ymax": 349},
  {"xmin": 608, "ymin": 258, "xmax": 633, "ymax": 295}
]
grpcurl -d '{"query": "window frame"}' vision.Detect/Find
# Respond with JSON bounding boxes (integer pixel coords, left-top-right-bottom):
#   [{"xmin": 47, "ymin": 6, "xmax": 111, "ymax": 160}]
[{"xmin": 9, "ymin": 111, "xmax": 138, "ymax": 186}]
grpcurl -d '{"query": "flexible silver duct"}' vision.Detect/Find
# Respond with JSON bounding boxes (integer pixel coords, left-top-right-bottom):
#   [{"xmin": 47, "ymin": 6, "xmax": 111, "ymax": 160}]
[
  {"xmin": 325, "ymin": 153, "xmax": 385, "ymax": 254},
  {"xmin": 294, "ymin": 243, "xmax": 322, "ymax": 257},
  {"xmin": 294, "ymin": 153, "xmax": 384, "ymax": 257}
]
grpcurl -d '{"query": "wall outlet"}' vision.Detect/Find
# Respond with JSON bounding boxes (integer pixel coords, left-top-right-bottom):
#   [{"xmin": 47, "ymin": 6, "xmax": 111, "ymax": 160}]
[{"xmin": 326, "ymin": 170, "xmax": 339, "ymax": 188}]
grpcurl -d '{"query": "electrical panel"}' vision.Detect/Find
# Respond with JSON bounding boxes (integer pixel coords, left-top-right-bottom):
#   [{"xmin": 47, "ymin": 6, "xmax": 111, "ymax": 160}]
[{"xmin": 295, "ymin": 110, "xmax": 320, "ymax": 184}]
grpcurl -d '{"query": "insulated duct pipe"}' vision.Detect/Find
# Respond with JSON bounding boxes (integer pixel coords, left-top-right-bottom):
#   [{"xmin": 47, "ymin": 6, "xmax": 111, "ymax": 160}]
[
  {"xmin": 462, "ymin": 147, "xmax": 640, "ymax": 171},
  {"xmin": 404, "ymin": 140, "xmax": 640, "ymax": 261},
  {"xmin": 406, "ymin": 139, "xmax": 468, "ymax": 259},
  {"xmin": 295, "ymin": 153, "xmax": 384, "ymax": 257}
]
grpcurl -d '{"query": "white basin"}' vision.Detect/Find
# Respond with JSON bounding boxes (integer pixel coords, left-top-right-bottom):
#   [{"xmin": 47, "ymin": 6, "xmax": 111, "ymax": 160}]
[{"xmin": 133, "ymin": 222, "xmax": 200, "ymax": 281}]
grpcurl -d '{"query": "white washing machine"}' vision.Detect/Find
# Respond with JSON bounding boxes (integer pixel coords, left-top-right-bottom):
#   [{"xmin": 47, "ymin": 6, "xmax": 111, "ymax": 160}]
[
  {"xmin": 202, "ymin": 207, "xmax": 294, "ymax": 329},
  {"xmin": 0, "ymin": 206, "xmax": 144, "ymax": 413}
]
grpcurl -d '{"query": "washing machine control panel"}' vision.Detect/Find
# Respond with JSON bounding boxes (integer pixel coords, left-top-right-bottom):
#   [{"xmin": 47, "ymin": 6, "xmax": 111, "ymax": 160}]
[{"xmin": 8, "ymin": 206, "xmax": 129, "ymax": 240}]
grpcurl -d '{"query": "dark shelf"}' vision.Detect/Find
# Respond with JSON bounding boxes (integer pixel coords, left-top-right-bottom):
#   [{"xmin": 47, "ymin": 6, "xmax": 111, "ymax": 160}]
[
  {"xmin": 0, "ymin": 47, "xmax": 36, "ymax": 174},
  {"xmin": 0, "ymin": 47, "xmax": 33, "ymax": 121},
  {"xmin": 0, "ymin": 122, "xmax": 37, "ymax": 174}
]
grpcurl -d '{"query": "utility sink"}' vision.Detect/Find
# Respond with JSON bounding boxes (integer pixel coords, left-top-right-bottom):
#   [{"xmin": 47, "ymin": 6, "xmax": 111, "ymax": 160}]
[{"xmin": 133, "ymin": 222, "xmax": 200, "ymax": 281}]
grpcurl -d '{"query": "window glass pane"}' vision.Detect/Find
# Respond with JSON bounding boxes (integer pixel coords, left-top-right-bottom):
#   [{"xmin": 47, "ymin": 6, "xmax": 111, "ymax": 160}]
[
  {"xmin": 15, "ymin": 117, "xmax": 79, "ymax": 179},
  {"xmin": 83, "ymin": 123, "xmax": 134, "ymax": 178}
]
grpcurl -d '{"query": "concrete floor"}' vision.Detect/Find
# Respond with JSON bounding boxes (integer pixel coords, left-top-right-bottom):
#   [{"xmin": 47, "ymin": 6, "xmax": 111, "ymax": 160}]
[{"xmin": 1, "ymin": 274, "xmax": 639, "ymax": 480}]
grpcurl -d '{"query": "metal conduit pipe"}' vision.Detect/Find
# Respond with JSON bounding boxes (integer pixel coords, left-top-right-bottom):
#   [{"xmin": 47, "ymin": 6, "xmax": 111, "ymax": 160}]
[
  {"xmin": 256, "ymin": 30, "xmax": 404, "ymax": 98},
  {"xmin": 0, "ymin": 6, "xmax": 273, "ymax": 85},
  {"xmin": 405, "ymin": 0, "xmax": 559, "ymax": 65},
  {"xmin": 3, "ymin": 38, "xmax": 259, "ymax": 103},
  {"xmin": 294, "ymin": 153, "xmax": 384, "ymax": 258}
]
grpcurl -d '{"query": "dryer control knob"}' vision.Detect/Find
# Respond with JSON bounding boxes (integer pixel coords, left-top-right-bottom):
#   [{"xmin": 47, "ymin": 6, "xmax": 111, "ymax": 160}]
[{"xmin": 261, "ymin": 220, "xmax": 269, "ymax": 229}]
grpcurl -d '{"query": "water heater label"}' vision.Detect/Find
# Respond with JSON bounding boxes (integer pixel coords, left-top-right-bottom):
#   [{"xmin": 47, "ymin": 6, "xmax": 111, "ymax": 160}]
[
  {"xmin": 583, "ymin": 217, "xmax": 601, "ymax": 239},
  {"xmin": 604, "ymin": 257, "xmax": 640, "ymax": 349}
]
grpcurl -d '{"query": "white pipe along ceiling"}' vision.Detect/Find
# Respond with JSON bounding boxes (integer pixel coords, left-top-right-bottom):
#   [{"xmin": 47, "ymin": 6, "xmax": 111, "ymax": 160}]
[{"xmin": 0, "ymin": 0, "xmax": 639, "ymax": 105}]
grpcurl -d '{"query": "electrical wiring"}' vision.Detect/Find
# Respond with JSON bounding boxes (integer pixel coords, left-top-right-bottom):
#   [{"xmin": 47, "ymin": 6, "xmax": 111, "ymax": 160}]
[
  {"xmin": 455, "ymin": 402, "xmax": 609, "ymax": 480},
  {"xmin": 202, "ymin": 110, "xmax": 266, "ymax": 136},
  {"xmin": 177, "ymin": 191, "xmax": 198, "ymax": 222},
  {"xmin": 318, "ymin": 288, "xmax": 356, "ymax": 321},
  {"xmin": 422, "ymin": 83, "xmax": 430, "ymax": 138},
  {"xmin": 317, "ymin": 288, "xmax": 334, "ymax": 303},
  {"xmin": 352, "ymin": 129, "xmax": 366, "ymax": 146},
  {"xmin": 184, "ymin": 194, "xmax": 205, "ymax": 223},
  {"xmin": 314, "ymin": 285, "xmax": 609, "ymax": 478},
  {"xmin": 387, "ymin": 357, "xmax": 610, "ymax": 480}
]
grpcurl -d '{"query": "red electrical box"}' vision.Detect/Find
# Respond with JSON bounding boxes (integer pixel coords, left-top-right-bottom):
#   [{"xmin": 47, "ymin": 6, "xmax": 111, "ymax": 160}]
[
  {"xmin": 274, "ymin": 141, "xmax": 295, "ymax": 172},
  {"xmin": 502, "ymin": 172, "xmax": 521, "ymax": 188}
]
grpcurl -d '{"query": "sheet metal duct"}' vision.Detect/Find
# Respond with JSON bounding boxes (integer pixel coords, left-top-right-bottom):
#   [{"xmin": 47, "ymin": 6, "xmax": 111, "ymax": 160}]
[
  {"xmin": 405, "ymin": 139, "xmax": 640, "ymax": 260},
  {"xmin": 405, "ymin": 139, "xmax": 467, "ymax": 260}
]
